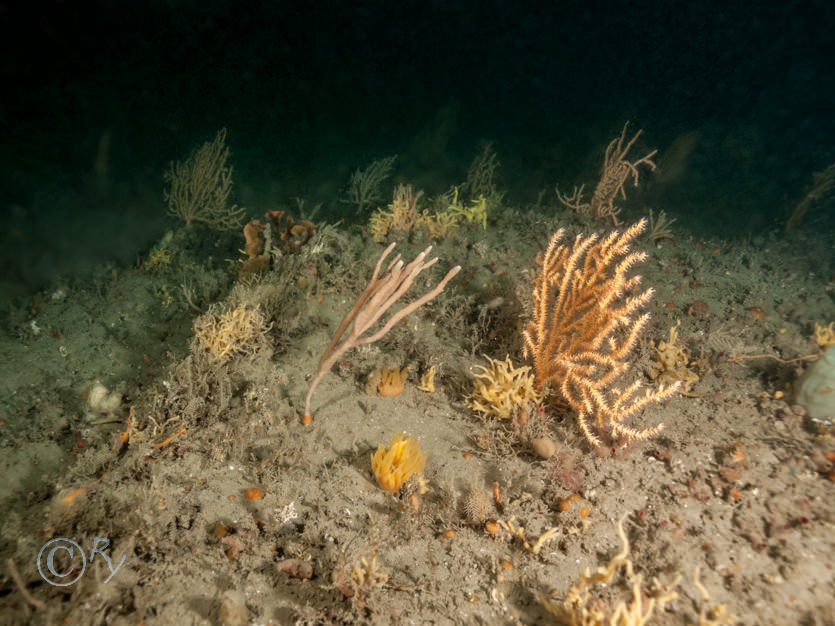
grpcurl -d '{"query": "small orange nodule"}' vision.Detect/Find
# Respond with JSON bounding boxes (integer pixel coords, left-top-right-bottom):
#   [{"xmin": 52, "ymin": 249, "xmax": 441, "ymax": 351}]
[
  {"xmin": 245, "ymin": 487, "xmax": 263, "ymax": 501},
  {"xmin": 492, "ymin": 481, "xmax": 502, "ymax": 506},
  {"xmin": 689, "ymin": 300, "xmax": 709, "ymax": 315},
  {"xmin": 579, "ymin": 506, "xmax": 590, "ymax": 518},
  {"xmin": 567, "ymin": 493, "xmax": 581, "ymax": 501},
  {"xmin": 227, "ymin": 494, "xmax": 236, "ymax": 501},
  {"xmin": 748, "ymin": 307, "xmax": 766, "ymax": 321},
  {"xmin": 301, "ymin": 414, "xmax": 313, "ymax": 426},
  {"xmin": 730, "ymin": 442, "xmax": 746, "ymax": 465},
  {"xmin": 485, "ymin": 520, "xmax": 500, "ymax": 535},
  {"xmin": 215, "ymin": 521, "xmax": 228, "ymax": 538},
  {"xmin": 499, "ymin": 559, "xmax": 514, "ymax": 570},
  {"xmin": 558, "ymin": 500, "xmax": 571, "ymax": 512},
  {"xmin": 440, "ymin": 529, "xmax": 456, "ymax": 539}
]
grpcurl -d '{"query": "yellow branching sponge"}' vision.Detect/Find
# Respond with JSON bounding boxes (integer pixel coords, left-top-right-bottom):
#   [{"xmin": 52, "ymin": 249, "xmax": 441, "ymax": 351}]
[
  {"xmin": 446, "ymin": 186, "xmax": 488, "ymax": 229},
  {"xmin": 194, "ymin": 304, "xmax": 271, "ymax": 363},
  {"xmin": 538, "ymin": 515, "xmax": 681, "ymax": 625},
  {"xmin": 369, "ymin": 184, "xmax": 422, "ymax": 243},
  {"xmin": 417, "ymin": 209, "xmax": 458, "ymax": 240},
  {"xmin": 467, "ymin": 355, "xmax": 543, "ymax": 420},
  {"xmin": 371, "ymin": 431, "xmax": 427, "ymax": 493}
]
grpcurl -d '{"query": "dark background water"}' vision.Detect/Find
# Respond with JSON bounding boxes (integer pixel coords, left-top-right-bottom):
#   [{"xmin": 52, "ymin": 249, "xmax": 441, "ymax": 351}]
[{"xmin": 1, "ymin": 0, "xmax": 833, "ymax": 301}]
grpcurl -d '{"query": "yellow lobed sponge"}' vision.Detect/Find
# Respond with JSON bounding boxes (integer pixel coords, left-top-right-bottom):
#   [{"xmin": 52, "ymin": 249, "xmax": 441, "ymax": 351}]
[{"xmin": 371, "ymin": 431, "xmax": 427, "ymax": 493}]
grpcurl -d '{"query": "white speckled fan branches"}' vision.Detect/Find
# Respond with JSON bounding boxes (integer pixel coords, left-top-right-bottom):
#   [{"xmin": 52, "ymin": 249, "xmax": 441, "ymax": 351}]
[{"xmin": 523, "ymin": 219, "xmax": 679, "ymax": 448}]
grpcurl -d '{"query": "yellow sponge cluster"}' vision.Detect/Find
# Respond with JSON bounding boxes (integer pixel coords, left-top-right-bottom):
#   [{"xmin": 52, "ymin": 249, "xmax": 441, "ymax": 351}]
[
  {"xmin": 467, "ymin": 355, "xmax": 543, "ymax": 420},
  {"xmin": 371, "ymin": 431, "xmax": 427, "ymax": 493},
  {"xmin": 368, "ymin": 184, "xmax": 459, "ymax": 243}
]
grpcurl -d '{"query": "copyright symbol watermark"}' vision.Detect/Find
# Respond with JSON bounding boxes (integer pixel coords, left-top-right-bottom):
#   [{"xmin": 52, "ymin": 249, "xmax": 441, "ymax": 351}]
[
  {"xmin": 37, "ymin": 538, "xmax": 85, "ymax": 587},
  {"xmin": 37, "ymin": 538, "xmax": 125, "ymax": 586}
]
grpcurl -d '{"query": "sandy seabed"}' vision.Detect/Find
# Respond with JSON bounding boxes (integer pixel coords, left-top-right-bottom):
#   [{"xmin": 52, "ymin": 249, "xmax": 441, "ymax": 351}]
[{"xmin": 1, "ymin": 206, "xmax": 833, "ymax": 626}]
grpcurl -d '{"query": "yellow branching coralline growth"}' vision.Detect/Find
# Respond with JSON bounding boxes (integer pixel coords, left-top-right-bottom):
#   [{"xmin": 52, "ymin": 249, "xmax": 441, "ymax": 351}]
[
  {"xmin": 417, "ymin": 209, "xmax": 458, "ymax": 240},
  {"xmin": 369, "ymin": 183, "xmax": 460, "ymax": 242},
  {"xmin": 371, "ymin": 431, "xmax": 427, "ymax": 493},
  {"xmin": 522, "ymin": 219, "xmax": 679, "ymax": 448},
  {"xmin": 467, "ymin": 355, "xmax": 543, "ymax": 420},
  {"xmin": 417, "ymin": 365, "xmax": 436, "ymax": 392},
  {"xmin": 369, "ymin": 184, "xmax": 422, "ymax": 243},
  {"xmin": 649, "ymin": 320, "xmax": 700, "ymax": 396},
  {"xmin": 538, "ymin": 515, "xmax": 680, "ymax": 626},
  {"xmin": 194, "ymin": 305, "xmax": 272, "ymax": 363},
  {"xmin": 446, "ymin": 186, "xmax": 488, "ymax": 229},
  {"xmin": 813, "ymin": 321, "xmax": 835, "ymax": 349}
]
